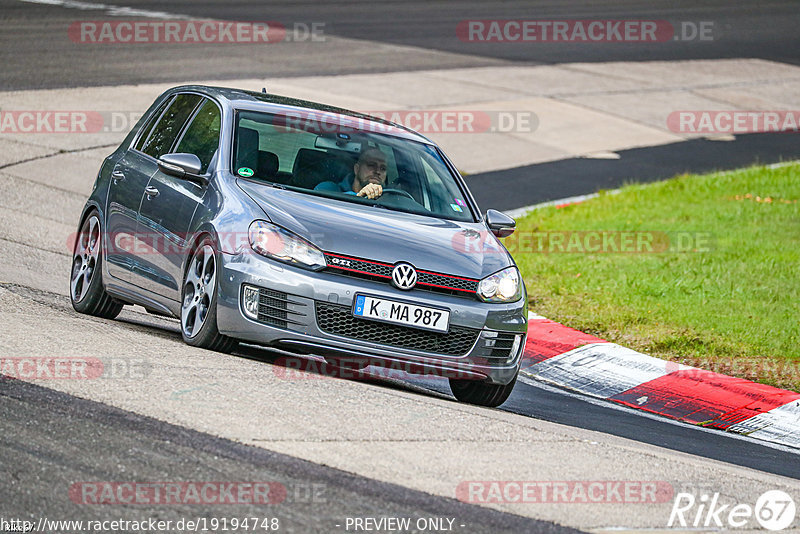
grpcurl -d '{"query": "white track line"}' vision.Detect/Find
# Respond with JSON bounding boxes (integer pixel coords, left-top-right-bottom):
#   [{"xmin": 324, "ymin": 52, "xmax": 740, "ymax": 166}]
[
  {"xmin": 19, "ymin": 0, "xmax": 189, "ymax": 19},
  {"xmin": 525, "ymin": 342, "xmax": 679, "ymax": 399},
  {"xmin": 504, "ymin": 193, "xmax": 602, "ymax": 219}
]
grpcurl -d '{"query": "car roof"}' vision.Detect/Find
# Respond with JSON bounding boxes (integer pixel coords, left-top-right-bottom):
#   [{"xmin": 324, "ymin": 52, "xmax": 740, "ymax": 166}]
[{"xmin": 170, "ymin": 84, "xmax": 433, "ymax": 145}]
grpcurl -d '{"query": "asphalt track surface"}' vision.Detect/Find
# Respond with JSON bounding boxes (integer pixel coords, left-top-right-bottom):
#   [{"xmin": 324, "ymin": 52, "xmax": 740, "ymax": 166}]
[
  {"xmin": 426, "ymin": 376, "xmax": 800, "ymax": 481},
  {"xmin": 2, "ymin": 0, "xmax": 800, "ymax": 90},
  {"xmin": 0, "ymin": 377, "xmax": 578, "ymax": 534},
  {"xmin": 236, "ymin": 345, "xmax": 800, "ymax": 483},
  {"xmin": 467, "ymin": 132, "xmax": 800, "ymax": 210}
]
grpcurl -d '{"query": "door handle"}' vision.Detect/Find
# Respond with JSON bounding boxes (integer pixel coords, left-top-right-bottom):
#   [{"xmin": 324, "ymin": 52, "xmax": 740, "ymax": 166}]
[
  {"xmin": 144, "ymin": 186, "xmax": 159, "ymax": 198},
  {"xmin": 111, "ymin": 169, "xmax": 126, "ymax": 182}
]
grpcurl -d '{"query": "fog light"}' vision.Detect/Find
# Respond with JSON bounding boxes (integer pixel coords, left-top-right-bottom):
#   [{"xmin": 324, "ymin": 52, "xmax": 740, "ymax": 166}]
[
  {"xmin": 481, "ymin": 330, "xmax": 498, "ymax": 347},
  {"xmin": 509, "ymin": 334, "xmax": 524, "ymax": 362},
  {"xmin": 242, "ymin": 285, "xmax": 260, "ymax": 319}
]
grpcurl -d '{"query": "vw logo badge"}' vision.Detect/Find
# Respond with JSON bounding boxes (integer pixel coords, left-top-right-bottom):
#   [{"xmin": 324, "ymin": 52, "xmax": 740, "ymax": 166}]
[{"xmin": 391, "ymin": 263, "xmax": 417, "ymax": 290}]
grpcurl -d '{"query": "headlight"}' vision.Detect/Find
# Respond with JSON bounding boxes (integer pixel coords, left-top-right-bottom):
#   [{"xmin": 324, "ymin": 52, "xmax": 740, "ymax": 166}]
[
  {"xmin": 248, "ymin": 220, "xmax": 326, "ymax": 270},
  {"xmin": 478, "ymin": 266, "xmax": 522, "ymax": 303}
]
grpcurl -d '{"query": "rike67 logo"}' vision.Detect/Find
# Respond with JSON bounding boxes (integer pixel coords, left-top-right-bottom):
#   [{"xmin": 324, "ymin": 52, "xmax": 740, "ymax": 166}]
[{"xmin": 669, "ymin": 490, "xmax": 796, "ymax": 531}]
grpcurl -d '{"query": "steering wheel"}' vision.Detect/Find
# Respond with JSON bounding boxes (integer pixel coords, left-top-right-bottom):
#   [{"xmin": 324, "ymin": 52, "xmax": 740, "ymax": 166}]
[{"xmin": 378, "ymin": 188, "xmax": 415, "ymax": 201}]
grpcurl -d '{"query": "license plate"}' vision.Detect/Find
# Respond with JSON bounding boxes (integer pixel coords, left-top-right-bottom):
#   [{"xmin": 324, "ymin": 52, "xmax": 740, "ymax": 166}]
[{"xmin": 353, "ymin": 295, "xmax": 450, "ymax": 333}]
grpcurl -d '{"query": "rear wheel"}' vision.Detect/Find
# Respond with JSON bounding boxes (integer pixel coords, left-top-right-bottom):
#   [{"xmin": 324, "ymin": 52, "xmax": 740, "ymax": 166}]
[
  {"xmin": 181, "ymin": 239, "xmax": 237, "ymax": 353},
  {"xmin": 70, "ymin": 211, "xmax": 123, "ymax": 319},
  {"xmin": 449, "ymin": 372, "xmax": 518, "ymax": 407}
]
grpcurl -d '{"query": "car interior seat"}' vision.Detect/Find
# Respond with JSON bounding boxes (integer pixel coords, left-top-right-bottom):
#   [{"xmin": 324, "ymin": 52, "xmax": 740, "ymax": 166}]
[
  {"xmin": 256, "ymin": 150, "xmax": 280, "ymax": 181},
  {"xmin": 291, "ymin": 148, "xmax": 355, "ymax": 190}
]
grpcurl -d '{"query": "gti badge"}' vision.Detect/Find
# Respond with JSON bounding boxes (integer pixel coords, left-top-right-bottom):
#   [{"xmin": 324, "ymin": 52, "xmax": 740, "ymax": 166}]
[{"xmin": 392, "ymin": 263, "xmax": 417, "ymax": 290}]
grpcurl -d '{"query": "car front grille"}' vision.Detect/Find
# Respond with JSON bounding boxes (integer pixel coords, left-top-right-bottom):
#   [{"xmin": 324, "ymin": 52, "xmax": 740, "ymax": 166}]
[
  {"xmin": 315, "ymin": 302, "xmax": 479, "ymax": 356},
  {"xmin": 322, "ymin": 252, "xmax": 479, "ymax": 298},
  {"xmin": 256, "ymin": 288, "xmax": 307, "ymax": 329}
]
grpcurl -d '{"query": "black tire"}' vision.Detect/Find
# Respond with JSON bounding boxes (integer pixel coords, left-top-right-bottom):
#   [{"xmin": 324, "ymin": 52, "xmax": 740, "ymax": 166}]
[
  {"xmin": 449, "ymin": 371, "xmax": 519, "ymax": 407},
  {"xmin": 70, "ymin": 211, "xmax": 123, "ymax": 319},
  {"xmin": 180, "ymin": 237, "xmax": 237, "ymax": 353}
]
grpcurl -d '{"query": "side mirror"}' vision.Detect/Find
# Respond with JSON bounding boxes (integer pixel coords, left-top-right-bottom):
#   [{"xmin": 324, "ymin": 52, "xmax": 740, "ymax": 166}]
[
  {"xmin": 485, "ymin": 209, "xmax": 516, "ymax": 238},
  {"xmin": 158, "ymin": 153, "xmax": 206, "ymax": 185}
]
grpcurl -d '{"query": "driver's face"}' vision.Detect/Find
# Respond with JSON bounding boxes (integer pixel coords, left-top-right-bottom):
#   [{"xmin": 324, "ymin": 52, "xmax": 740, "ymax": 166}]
[{"xmin": 353, "ymin": 156, "xmax": 387, "ymax": 191}]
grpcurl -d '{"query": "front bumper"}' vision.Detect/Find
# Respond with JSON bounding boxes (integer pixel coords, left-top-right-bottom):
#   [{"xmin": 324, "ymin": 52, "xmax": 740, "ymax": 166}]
[{"xmin": 216, "ymin": 252, "xmax": 527, "ymax": 385}]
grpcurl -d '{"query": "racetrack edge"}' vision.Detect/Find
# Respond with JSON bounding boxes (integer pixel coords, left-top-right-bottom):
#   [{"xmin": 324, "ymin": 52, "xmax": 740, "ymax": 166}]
[{"xmin": 520, "ymin": 313, "xmax": 800, "ymax": 450}]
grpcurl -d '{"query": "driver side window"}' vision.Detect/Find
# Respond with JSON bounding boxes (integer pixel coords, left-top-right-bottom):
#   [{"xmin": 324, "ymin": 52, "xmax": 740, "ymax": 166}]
[{"xmin": 174, "ymin": 99, "xmax": 221, "ymax": 174}]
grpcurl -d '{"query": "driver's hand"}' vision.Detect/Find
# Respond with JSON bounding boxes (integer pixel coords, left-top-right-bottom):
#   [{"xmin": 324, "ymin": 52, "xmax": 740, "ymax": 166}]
[{"xmin": 357, "ymin": 183, "xmax": 382, "ymax": 199}]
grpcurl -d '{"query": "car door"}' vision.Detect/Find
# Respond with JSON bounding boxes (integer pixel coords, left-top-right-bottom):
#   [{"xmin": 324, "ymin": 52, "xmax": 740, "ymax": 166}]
[
  {"xmin": 104, "ymin": 97, "xmax": 172, "ymax": 283},
  {"xmin": 135, "ymin": 97, "xmax": 221, "ymax": 299}
]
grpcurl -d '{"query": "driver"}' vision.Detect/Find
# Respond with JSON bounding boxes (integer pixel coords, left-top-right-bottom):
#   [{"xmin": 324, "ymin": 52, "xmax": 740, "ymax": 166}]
[{"xmin": 314, "ymin": 148, "xmax": 387, "ymax": 199}]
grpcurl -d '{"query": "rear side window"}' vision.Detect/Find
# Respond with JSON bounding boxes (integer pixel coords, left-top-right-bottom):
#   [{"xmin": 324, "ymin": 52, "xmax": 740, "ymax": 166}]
[
  {"xmin": 139, "ymin": 94, "xmax": 202, "ymax": 159},
  {"xmin": 134, "ymin": 96, "xmax": 172, "ymax": 152},
  {"xmin": 174, "ymin": 99, "xmax": 221, "ymax": 174}
]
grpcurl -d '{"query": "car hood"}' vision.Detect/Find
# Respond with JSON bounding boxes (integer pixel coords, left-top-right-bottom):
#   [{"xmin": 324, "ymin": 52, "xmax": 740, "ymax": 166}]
[{"xmin": 237, "ymin": 180, "xmax": 514, "ymax": 279}]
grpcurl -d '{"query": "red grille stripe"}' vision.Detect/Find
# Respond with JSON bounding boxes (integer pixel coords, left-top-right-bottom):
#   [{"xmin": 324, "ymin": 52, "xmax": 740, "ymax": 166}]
[
  {"xmin": 416, "ymin": 281, "xmax": 476, "ymax": 293},
  {"xmin": 327, "ymin": 265, "xmax": 391, "ymax": 278},
  {"xmin": 324, "ymin": 252, "xmax": 478, "ymax": 292}
]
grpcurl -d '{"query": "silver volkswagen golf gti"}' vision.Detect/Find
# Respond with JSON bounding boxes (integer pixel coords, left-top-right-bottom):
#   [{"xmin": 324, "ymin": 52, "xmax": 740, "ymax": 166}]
[{"xmin": 70, "ymin": 85, "xmax": 527, "ymax": 407}]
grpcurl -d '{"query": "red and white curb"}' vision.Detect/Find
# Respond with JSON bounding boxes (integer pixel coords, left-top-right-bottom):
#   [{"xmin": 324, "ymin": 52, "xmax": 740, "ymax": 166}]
[{"xmin": 520, "ymin": 313, "xmax": 800, "ymax": 449}]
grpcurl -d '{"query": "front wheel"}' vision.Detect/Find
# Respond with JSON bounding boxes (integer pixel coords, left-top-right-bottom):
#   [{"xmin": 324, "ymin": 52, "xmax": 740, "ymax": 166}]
[
  {"xmin": 449, "ymin": 372, "xmax": 518, "ymax": 407},
  {"xmin": 70, "ymin": 211, "xmax": 123, "ymax": 319},
  {"xmin": 180, "ymin": 238, "xmax": 237, "ymax": 353}
]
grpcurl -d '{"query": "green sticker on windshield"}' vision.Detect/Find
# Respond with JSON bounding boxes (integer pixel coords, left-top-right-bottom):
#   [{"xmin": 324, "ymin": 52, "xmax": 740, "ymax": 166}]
[{"xmin": 237, "ymin": 167, "xmax": 254, "ymax": 177}]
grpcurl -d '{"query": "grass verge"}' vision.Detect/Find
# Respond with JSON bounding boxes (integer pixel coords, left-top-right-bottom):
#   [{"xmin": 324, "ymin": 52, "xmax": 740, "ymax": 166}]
[{"xmin": 511, "ymin": 162, "xmax": 800, "ymax": 391}]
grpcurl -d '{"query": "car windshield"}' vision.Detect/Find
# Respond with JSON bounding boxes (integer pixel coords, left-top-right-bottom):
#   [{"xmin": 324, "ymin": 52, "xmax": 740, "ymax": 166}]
[{"xmin": 232, "ymin": 110, "xmax": 475, "ymax": 221}]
